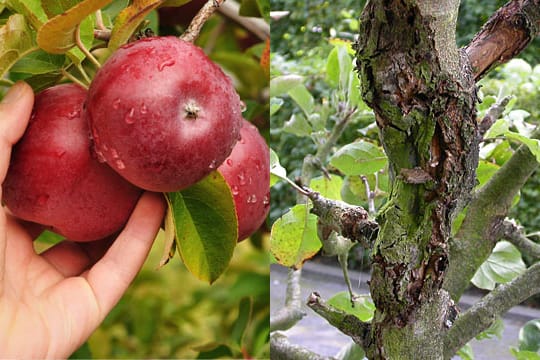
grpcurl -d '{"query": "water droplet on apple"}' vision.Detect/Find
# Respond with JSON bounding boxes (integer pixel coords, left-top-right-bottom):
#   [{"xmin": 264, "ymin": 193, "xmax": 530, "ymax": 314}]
[
  {"xmin": 240, "ymin": 101, "xmax": 247, "ymax": 112},
  {"xmin": 67, "ymin": 109, "xmax": 80, "ymax": 119},
  {"xmin": 247, "ymin": 194, "xmax": 257, "ymax": 204},
  {"xmin": 237, "ymin": 171, "xmax": 247, "ymax": 185},
  {"xmin": 232, "ymin": 185, "xmax": 239, "ymax": 195},
  {"xmin": 208, "ymin": 159, "xmax": 218, "ymax": 169},
  {"xmin": 140, "ymin": 104, "xmax": 148, "ymax": 114},
  {"xmin": 116, "ymin": 160, "xmax": 126, "ymax": 170},
  {"xmin": 124, "ymin": 108, "xmax": 135, "ymax": 124},
  {"xmin": 111, "ymin": 148, "xmax": 119, "ymax": 159},
  {"xmin": 95, "ymin": 149, "xmax": 107, "ymax": 163},
  {"xmin": 226, "ymin": 159, "xmax": 233, "ymax": 167},
  {"xmin": 113, "ymin": 98, "xmax": 121, "ymax": 110},
  {"xmin": 263, "ymin": 195, "xmax": 270, "ymax": 205},
  {"xmin": 158, "ymin": 59, "xmax": 175, "ymax": 71}
]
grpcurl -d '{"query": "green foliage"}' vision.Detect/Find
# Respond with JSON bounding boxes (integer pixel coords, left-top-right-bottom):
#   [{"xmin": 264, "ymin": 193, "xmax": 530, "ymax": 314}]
[{"xmin": 327, "ymin": 292, "xmax": 375, "ymax": 322}]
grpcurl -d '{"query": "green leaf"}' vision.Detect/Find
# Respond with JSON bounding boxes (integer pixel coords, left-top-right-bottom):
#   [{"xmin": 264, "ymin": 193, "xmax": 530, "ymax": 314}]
[
  {"xmin": 37, "ymin": 0, "xmax": 112, "ymax": 54},
  {"xmin": 519, "ymin": 319, "xmax": 540, "ymax": 352},
  {"xmin": 471, "ymin": 241, "xmax": 526, "ymax": 290},
  {"xmin": 484, "ymin": 118, "xmax": 509, "ymax": 139},
  {"xmin": 457, "ymin": 343, "xmax": 474, "ymax": 360},
  {"xmin": 283, "ymin": 113, "xmax": 312, "ymax": 137},
  {"xmin": 0, "ymin": 14, "xmax": 38, "ymax": 79},
  {"xmin": 475, "ymin": 316, "xmax": 503, "ymax": 340},
  {"xmin": 288, "ymin": 84, "xmax": 314, "ymax": 116},
  {"xmin": 270, "ymin": 204, "xmax": 321, "ymax": 268},
  {"xmin": 326, "ymin": 45, "xmax": 352, "ymax": 90},
  {"xmin": 108, "ymin": 0, "xmax": 163, "ymax": 51},
  {"xmin": 326, "ymin": 46, "xmax": 339, "ymax": 87},
  {"xmin": 42, "ymin": 0, "xmax": 79, "ymax": 17},
  {"xmin": 196, "ymin": 344, "xmax": 234, "ymax": 359},
  {"xmin": 166, "ymin": 172, "xmax": 237, "ymax": 284},
  {"xmin": 270, "ymin": 74, "xmax": 303, "ymax": 97},
  {"xmin": 10, "ymin": 49, "xmax": 65, "ymax": 74},
  {"xmin": 476, "ymin": 160, "xmax": 499, "ymax": 189},
  {"xmin": 5, "ymin": 0, "xmax": 47, "ymax": 29},
  {"xmin": 506, "ymin": 131, "xmax": 540, "ymax": 163},
  {"xmin": 510, "ymin": 347, "xmax": 540, "ymax": 360},
  {"xmin": 239, "ymin": 0, "xmax": 261, "ymax": 17},
  {"xmin": 270, "ymin": 97, "xmax": 283, "ymax": 116},
  {"xmin": 330, "ymin": 141, "xmax": 388, "ymax": 176},
  {"xmin": 231, "ymin": 297, "xmax": 252, "ymax": 347},
  {"xmin": 310, "ymin": 174, "xmax": 343, "ymax": 201},
  {"xmin": 327, "ymin": 291, "xmax": 375, "ymax": 322},
  {"xmin": 270, "ymin": 148, "xmax": 287, "ymax": 186},
  {"xmin": 35, "ymin": 229, "xmax": 63, "ymax": 245}
]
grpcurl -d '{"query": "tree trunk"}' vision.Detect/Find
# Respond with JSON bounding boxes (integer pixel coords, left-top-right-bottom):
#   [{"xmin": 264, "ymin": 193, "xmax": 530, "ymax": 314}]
[{"xmin": 355, "ymin": 1, "xmax": 478, "ymax": 358}]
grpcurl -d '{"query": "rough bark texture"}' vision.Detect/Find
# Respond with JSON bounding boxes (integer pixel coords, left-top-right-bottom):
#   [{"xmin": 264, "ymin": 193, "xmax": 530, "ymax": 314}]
[{"xmin": 355, "ymin": 0, "xmax": 478, "ymax": 358}]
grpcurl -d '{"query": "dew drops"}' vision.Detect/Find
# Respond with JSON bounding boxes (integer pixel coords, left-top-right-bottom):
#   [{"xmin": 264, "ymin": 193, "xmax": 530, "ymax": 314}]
[
  {"xmin": 158, "ymin": 59, "xmax": 175, "ymax": 71},
  {"xmin": 247, "ymin": 194, "xmax": 257, "ymax": 204},
  {"xmin": 263, "ymin": 195, "xmax": 270, "ymax": 205},
  {"xmin": 95, "ymin": 149, "xmax": 107, "ymax": 163},
  {"xmin": 111, "ymin": 148, "xmax": 119, "ymax": 159},
  {"xmin": 67, "ymin": 109, "xmax": 80, "ymax": 119},
  {"xmin": 237, "ymin": 171, "xmax": 247, "ymax": 185},
  {"xmin": 240, "ymin": 101, "xmax": 247, "ymax": 112},
  {"xmin": 140, "ymin": 104, "xmax": 148, "ymax": 114},
  {"xmin": 208, "ymin": 159, "xmax": 218, "ymax": 170},
  {"xmin": 231, "ymin": 185, "xmax": 239, "ymax": 196},
  {"xmin": 226, "ymin": 158, "xmax": 233, "ymax": 167},
  {"xmin": 124, "ymin": 108, "xmax": 135, "ymax": 124},
  {"xmin": 116, "ymin": 160, "xmax": 126, "ymax": 170},
  {"xmin": 113, "ymin": 98, "xmax": 121, "ymax": 110}
]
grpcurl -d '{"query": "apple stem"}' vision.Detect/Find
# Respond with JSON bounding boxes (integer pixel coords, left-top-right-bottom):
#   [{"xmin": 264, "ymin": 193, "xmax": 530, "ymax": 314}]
[
  {"xmin": 180, "ymin": 0, "xmax": 226, "ymax": 43},
  {"xmin": 95, "ymin": 10, "xmax": 106, "ymax": 31},
  {"xmin": 76, "ymin": 63, "xmax": 92, "ymax": 85},
  {"xmin": 61, "ymin": 69, "xmax": 89, "ymax": 90},
  {"xmin": 75, "ymin": 23, "xmax": 102, "ymax": 69}
]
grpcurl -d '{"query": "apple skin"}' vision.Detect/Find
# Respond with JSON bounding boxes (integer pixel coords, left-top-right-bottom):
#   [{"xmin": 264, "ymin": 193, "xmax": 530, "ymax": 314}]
[
  {"xmin": 85, "ymin": 36, "xmax": 243, "ymax": 192},
  {"xmin": 2, "ymin": 84, "xmax": 142, "ymax": 242},
  {"xmin": 218, "ymin": 120, "xmax": 269, "ymax": 241}
]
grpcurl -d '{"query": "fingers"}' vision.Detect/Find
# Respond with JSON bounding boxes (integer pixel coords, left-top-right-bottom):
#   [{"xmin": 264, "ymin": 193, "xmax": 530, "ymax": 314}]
[
  {"xmin": 0, "ymin": 82, "xmax": 34, "ymax": 183},
  {"xmin": 0, "ymin": 82, "xmax": 34, "ymax": 293},
  {"xmin": 84, "ymin": 192, "xmax": 165, "ymax": 316}
]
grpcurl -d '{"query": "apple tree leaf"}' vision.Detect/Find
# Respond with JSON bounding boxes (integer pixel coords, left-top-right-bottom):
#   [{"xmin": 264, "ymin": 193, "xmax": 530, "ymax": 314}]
[
  {"xmin": 330, "ymin": 141, "xmax": 388, "ymax": 176},
  {"xmin": 10, "ymin": 49, "xmax": 66, "ymax": 74},
  {"xmin": 108, "ymin": 0, "xmax": 163, "ymax": 51},
  {"xmin": 4, "ymin": 0, "xmax": 47, "ymax": 29},
  {"xmin": 166, "ymin": 171, "xmax": 237, "ymax": 284},
  {"xmin": 327, "ymin": 291, "xmax": 375, "ymax": 322},
  {"xmin": 36, "ymin": 0, "xmax": 112, "ymax": 54},
  {"xmin": 270, "ymin": 148, "xmax": 287, "ymax": 186},
  {"xmin": 519, "ymin": 319, "xmax": 540, "ymax": 352},
  {"xmin": 270, "ymin": 204, "xmax": 321, "ymax": 268},
  {"xmin": 0, "ymin": 14, "xmax": 38, "ymax": 79},
  {"xmin": 270, "ymin": 74, "xmax": 303, "ymax": 97},
  {"xmin": 310, "ymin": 174, "xmax": 343, "ymax": 201}
]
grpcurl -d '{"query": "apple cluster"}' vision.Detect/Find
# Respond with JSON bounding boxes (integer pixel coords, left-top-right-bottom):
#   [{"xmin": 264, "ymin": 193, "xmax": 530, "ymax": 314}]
[{"xmin": 2, "ymin": 36, "xmax": 269, "ymax": 242}]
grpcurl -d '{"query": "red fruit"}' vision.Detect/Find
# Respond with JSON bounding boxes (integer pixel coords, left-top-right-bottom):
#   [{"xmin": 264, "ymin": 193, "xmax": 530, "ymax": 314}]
[
  {"xmin": 85, "ymin": 36, "xmax": 243, "ymax": 192},
  {"xmin": 218, "ymin": 120, "xmax": 269, "ymax": 241},
  {"xmin": 2, "ymin": 84, "xmax": 142, "ymax": 242}
]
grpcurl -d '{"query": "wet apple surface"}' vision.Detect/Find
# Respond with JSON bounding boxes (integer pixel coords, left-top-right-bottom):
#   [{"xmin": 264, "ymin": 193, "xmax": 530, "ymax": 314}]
[
  {"xmin": 219, "ymin": 120, "xmax": 269, "ymax": 241},
  {"xmin": 85, "ymin": 36, "xmax": 243, "ymax": 192},
  {"xmin": 2, "ymin": 84, "xmax": 142, "ymax": 242}
]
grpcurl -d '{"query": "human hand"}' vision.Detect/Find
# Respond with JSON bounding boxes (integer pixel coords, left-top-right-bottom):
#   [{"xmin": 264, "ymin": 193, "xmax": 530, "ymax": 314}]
[{"xmin": 0, "ymin": 82, "xmax": 166, "ymax": 358}]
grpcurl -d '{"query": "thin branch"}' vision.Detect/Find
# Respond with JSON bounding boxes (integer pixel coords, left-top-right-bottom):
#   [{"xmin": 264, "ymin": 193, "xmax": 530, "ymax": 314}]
[
  {"xmin": 181, "ymin": 0, "xmax": 226, "ymax": 43},
  {"xmin": 444, "ymin": 126, "xmax": 540, "ymax": 300},
  {"xmin": 61, "ymin": 68, "xmax": 89, "ymax": 89},
  {"xmin": 501, "ymin": 219, "xmax": 540, "ymax": 259},
  {"xmin": 218, "ymin": 0, "xmax": 270, "ymax": 40},
  {"xmin": 465, "ymin": 0, "xmax": 540, "ymax": 81},
  {"xmin": 270, "ymin": 268, "xmax": 306, "ymax": 332},
  {"xmin": 270, "ymin": 332, "xmax": 336, "ymax": 360},
  {"xmin": 307, "ymin": 292, "xmax": 371, "ymax": 348},
  {"xmin": 444, "ymin": 262, "xmax": 540, "ymax": 358},
  {"xmin": 75, "ymin": 23, "xmax": 101, "ymax": 69},
  {"xmin": 95, "ymin": 10, "xmax": 106, "ymax": 31},
  {"xmin": 479, "ymin": 95, "xmax": 512, "ymax": 136}
]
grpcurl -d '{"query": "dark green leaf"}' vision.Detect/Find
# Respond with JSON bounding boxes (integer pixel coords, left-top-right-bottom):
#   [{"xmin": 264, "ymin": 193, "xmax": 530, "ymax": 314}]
[
  {"xmin": 10, "ymin": 49, "xmax": 65, "ymax": 74},
  {"xmin": 196, "ymin": 344, "xmax": 234, "ymax": 359},
  {"xmin": 166, "ymin": 172, "xmax": 237, "ymax": 284}
]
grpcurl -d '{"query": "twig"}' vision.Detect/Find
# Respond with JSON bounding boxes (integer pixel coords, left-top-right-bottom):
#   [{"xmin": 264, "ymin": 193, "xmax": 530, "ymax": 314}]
[
  {"xmin": 61, "ymin": 68, "xmax": 89, "ymax": 89},
  {"xmin": 75, "ymin": 23, "xmax": 101, "ymax": 69},
  {"xmin": 307, "ymin": 292, "xmax": 371, "ymax": 348},
  {"xmin": 444, "ymin": 262, "xmax": 540, "ymax": 358},
  {"xmin": 270, "ymin": 268, "xmax": 306, "ymax": 332},
  {"xmin": 501, "ymin": 219, "xmax": 540, "ymax": 260},
  {"xmin": 181, "ymin": 0, "xmax": 226, "ymax": 43},
  {"xmin": 95, "ymin": 10, "xmax": 106, "ymax": 31},
  {"xmin": 218, "ymin": 0, "xmax": 270, "ymax": 40},
  {"xmin": 361, "ymin": 175, "xmax": 376, "ymax": 215},
  {"xmin": 75, "ymin": 63, "xmax": 91, "ymax": 85},
  {"xmin": 270, "ymin": 332, "xmax": 336, "ymax": 360},
  {"xmin": 479, "ymin": 95, "xmax": 512, "ymax": 136}
]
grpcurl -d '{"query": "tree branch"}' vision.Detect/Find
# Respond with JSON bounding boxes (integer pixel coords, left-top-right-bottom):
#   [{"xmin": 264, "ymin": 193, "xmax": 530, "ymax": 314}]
[
  {"xmin": 217, "ymin": 0, "xmax": 270, "ymax": 40},
  {"xmin": 270, "ymin": 332, "xmax": 336, "ymax": 360},
  {"xmin": 478, "ymin": 95, "xmax": 512, "ymax": 136},
  {"xmin": 443, "ymin": 262, "xmax": 540, "ymax": 358},
  {"xmin": 306, "ymin": 292, "xmax": 372, "ymax": 349},
  {"xmin": 270, "ymin": 268, "xmax": 306, "ymax": 332},
  {"xmin": 465, "ymin": 0, "xmax": 540, "ymax": 81},
  {"xmin": 444, "ymin": 127, "xmax": 540, "ymax": 300},
  {"xmin": 502, "ymin": 219, "xmax": 540, "ymax": 259}
]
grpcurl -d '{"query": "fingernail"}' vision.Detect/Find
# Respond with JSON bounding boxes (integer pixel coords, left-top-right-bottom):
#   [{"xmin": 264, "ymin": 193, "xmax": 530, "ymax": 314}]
[{"xmin": 1, "ymin": 82, "xmax": 26, "ymax": 105}]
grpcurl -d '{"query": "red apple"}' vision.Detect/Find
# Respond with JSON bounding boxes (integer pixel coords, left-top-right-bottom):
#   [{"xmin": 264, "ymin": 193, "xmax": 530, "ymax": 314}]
[
  {"xmin": 85, "ymin": 36, "xmax": 243, "ymax": 192},
  {"xmin": 219, "ymin": 119, "xmax": 269, "ymax": 241},
  {"xmin": 2, "ymin": 84, "xmax": 142, "ymax": 242}
]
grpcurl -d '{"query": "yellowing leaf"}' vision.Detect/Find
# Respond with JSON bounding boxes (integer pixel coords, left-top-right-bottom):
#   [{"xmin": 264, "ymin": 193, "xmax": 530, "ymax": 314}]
[
  {"xmin": 108, "ymin": 0, "xmax": 163, "ymax": 51},
  {"xmin": 37, "ymin": 0, "xmax": 113, "ymax": 54},
  {"xmin": 0, "ymin": 14, "xmax": 38, "ymax": 79}
]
